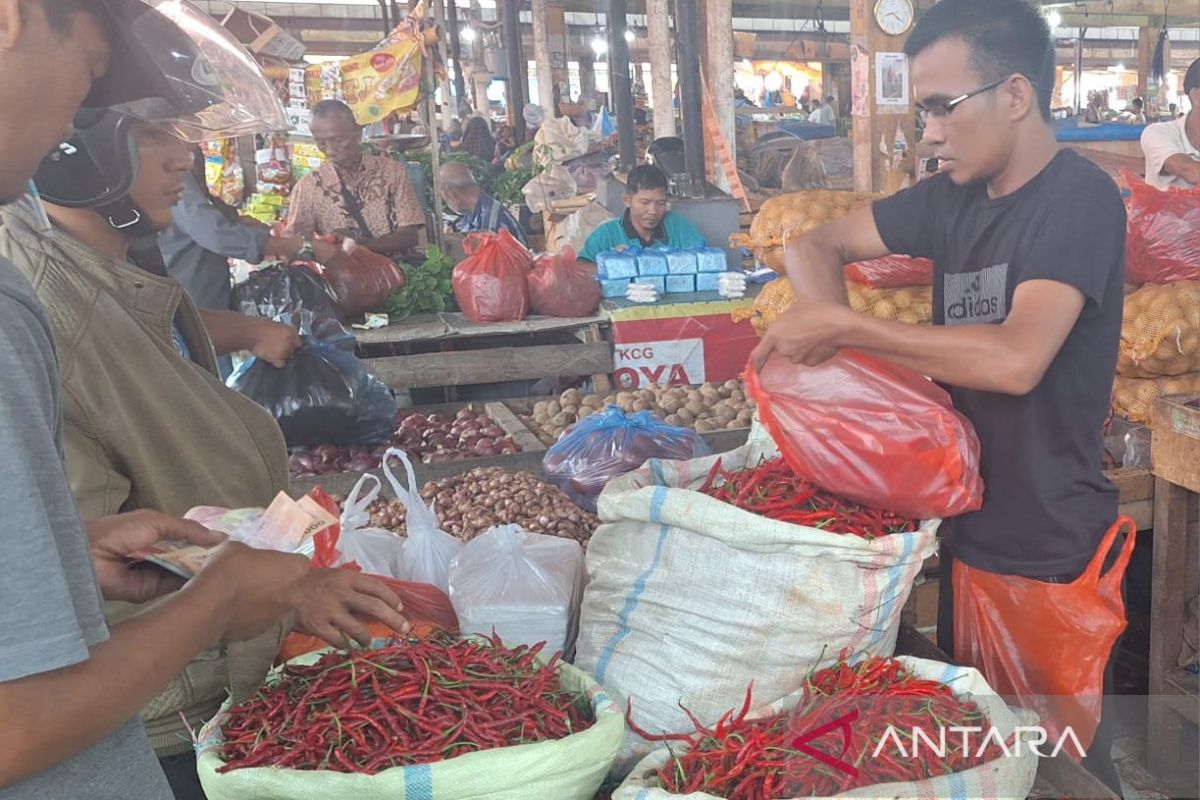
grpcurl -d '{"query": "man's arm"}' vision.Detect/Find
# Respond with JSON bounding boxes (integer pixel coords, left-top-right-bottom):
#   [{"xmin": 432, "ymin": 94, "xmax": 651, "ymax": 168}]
[
  {"xmin": 356, "ymin": 225, "xmax": 422, "ymax": 255},
  {"xmin": 0, "ymin": 542, "xmax": 310, "ymax": 788},
  {"xmin": 753, "ymin": 279, "xmax": 1086, "ymax": 396},
  {"xmin": 1161, "ymin": 153, "xmax": 1200, "ymax": 186},
  {"xmin": 783, "ymin": 204, "xmax": 894, "ymax": 305},
  {"xmin": 170, "ymin": 174, "xmax": 271, "ymax": 262},
  {"xmin": 1141, "ymin": 123, "xmax": 1200, "ymax": 186},
  {"xmin": 198, "ymin": 309, "xmax": 302, "ymax": 367}
]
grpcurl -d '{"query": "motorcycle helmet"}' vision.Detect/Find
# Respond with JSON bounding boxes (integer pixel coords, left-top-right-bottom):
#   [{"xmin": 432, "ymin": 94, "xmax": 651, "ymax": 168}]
[{"xmin": 34, "ymin": 0, "xmax": 286, "ymax": 222}]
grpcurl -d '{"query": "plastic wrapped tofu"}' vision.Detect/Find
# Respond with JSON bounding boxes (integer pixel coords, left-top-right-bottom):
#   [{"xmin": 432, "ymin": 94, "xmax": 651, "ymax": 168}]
[
  {"xmin": 665, "ymin": 274, "xmax": 696, "ymax": 294},
  {"xmin": 600, "ymin": 277, "xmax": 632, "ymax": 298},
  {"xmin": 666, "ymin": 249, "xmax": 698, "ymax": 275},
  {"xmin": 597, "ymin": 251, "xmax": 638, "ymax": 280},
  {"xmin": 635, "ymin": 251, "xmax": 669, "ymax": 277},
  {"xmin": 697, "ymin": 246, "xmax": 729, "ymax": 273}
]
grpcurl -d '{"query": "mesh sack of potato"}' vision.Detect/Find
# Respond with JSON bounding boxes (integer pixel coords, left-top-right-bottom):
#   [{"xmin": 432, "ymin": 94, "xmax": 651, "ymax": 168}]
[
  {"xmin": 732, "ymin": 276, "xmax": 797, "ymax": 336},
  {"xmin": 848, "ymin": 284, "xmax": 934, "ymax": 325},
  {"xmin": 731, "ymin": 191, "xmax": 877, "ymax": 274},
  {"xmin": 1111, "ymin": 372, "xmax": 1200, "ymax": 425},
  {"xmin": 1117, "ymin": 281, "xmax": 1200, "ymax": 378}
]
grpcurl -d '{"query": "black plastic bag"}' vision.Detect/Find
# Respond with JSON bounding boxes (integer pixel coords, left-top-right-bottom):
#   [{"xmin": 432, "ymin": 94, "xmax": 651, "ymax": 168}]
[
  {"xmin": 227, "ymin": 312, "xmax": 396, "ymax": 447},
  {"xmin": 231, "ymin": 265, "xmax": 342, "ymax": 322}
]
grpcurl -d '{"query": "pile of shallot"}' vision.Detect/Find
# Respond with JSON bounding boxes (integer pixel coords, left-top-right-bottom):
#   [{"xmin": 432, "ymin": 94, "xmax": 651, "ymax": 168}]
[
  {"xmin": 334, "ymin": 467, "xmax": 599, "ymax": 547},
  {"xmin": 289, "ymin": 407, "xmax": 520, "ymax": 477}
]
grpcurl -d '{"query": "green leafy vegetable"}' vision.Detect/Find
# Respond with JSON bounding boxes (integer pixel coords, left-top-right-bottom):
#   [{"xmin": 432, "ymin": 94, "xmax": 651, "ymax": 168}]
[{"xmin": 382, "ymin": 245, "xmax": 457, "ymax": 320}]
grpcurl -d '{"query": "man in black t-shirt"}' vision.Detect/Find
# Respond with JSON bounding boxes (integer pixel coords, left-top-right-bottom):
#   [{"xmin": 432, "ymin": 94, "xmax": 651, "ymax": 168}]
[{"xmin": 752, "ymin": 0, "xmax": 1126, "ymax": 789}]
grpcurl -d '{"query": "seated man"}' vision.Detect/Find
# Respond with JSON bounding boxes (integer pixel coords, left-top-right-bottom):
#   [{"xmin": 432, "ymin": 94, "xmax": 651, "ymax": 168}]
[
  {"xmin": 439, "ymin": 161, "xmax": 527, "ymax": 245},
  {"xmin": 1140, "ymin": 58, "xmax": 1200, "ymax": 190},
  {"xmin": 578, "ymin": 164, "xmax": 705, "ymax": 262},
  {"xmin": 286, "ymin": 100, "xmax": 425, "ymax": 258},
  {"xmin": 3, "ymin": 112, "xmax": 408, "ymax": 799}
]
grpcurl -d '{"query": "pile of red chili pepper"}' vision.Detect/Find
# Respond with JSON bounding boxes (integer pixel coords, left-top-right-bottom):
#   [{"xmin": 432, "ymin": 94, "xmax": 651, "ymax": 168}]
[
  {"xmin": 628, "ymin": 652, "xmax": 1005, "ymax": 799},
  {"xmin": 218, "ymin": 633, "xmax": 592, "ymax": 774},
  {"xmin": 697, "ymin": 456, "xmax": 917, "ymax": 538}
]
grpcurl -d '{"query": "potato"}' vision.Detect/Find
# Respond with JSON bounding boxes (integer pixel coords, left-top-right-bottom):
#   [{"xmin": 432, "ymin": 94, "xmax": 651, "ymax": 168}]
[
  {"xmin": 561, "ymin": 403, "xmax": 579, "ymax": 416},
  {"xmin": 685, "ymin": 399, "xmax": 707, "ymax": 416},
  {"xmin": 730, "ymin": 389, "xmax": 746, "ymax": 404},
  {"xmin": 615, "ymin": 391, "xmax": 634, "ymax": 406},
  {"xmin": 632, "ymin": 400, "xmax": 653, "ymax": 412},
  {"xmin": 723, "ymin": 380, "xmax": 741, "ymax": 392},
  {"xmin": 699, "ymin": 386, "xmax": 721, "ymax": 402},
  {"xmin": 677, "ymin": 408, "xmax": 696, "ymax": 424},
  {"xmin": 664, "ymin": 414, "xmax": 682, "ymax": 426},
  {"xmin": 717, "ymin": 408, "xmax": 738, "ymax": 424},
  {"xmin": 534, "ymin": 411, "xmax": 550, "ymax": 424},
  {"xmin": 550, "ymin": 412, "xmax": 571, "ymax": 426},
  {"xmin": 736, "ymin": 409, "xmax": 754, "ymax": 424},
  {"xmin": 561, "ymin": 388, "xmax": 582, "ymax": 404},
  {"xmin": 546, "ymin": 400, "xmax": 562, "ymax": 416},
  {"xmin": 577, "ymin": 406, "xmax": 596, "ymax": 420},
  {"xmin": 658, "ymin": 396, "xmax": 683, "ymax": 414},
  {"xmin": 533, "ymin": 401, "xmax": 550, "ymax": 416},
  {"xmin": 726, "ymin": 419, "xmax": 745, "ymax": 430},
  {"xmin": 687, "ymin": 389, "xmax": 702, "ymax": 403},
  {"xmin": 637, "ymin": 389, "xmax": 657, "ymax": 404},
  {"xmin": 581, "ymin": 394, "xmax": 603, "ymax": 408},
  {"xmin": 695, "ymin": 419, "xmax": 718, "ymax": 433}
]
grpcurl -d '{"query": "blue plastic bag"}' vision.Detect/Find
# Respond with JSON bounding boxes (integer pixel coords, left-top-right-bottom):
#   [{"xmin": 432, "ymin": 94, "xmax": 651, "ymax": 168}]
[
  {"xmin": 542, "ymin": 406, "xmax": 710, "ymax": 512},
  {"xmin": 228, "ymin": 311, "xmax": 397, "ymax": 447}
]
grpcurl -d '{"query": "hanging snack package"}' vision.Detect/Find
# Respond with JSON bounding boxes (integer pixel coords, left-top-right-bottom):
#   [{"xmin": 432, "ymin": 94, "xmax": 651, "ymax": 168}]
[{"xmin": 747, "ymin": 350, "xmax": 984, "ymax": 519}]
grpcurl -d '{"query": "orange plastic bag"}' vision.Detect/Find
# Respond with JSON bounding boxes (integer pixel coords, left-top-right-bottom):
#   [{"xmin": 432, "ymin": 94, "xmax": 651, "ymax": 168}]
[
  {"xmin": 528, "ymin": 247, "xmax": 601, "ymax": 318},
  {"xmin": 278, "ymin": 487, "xmax": 459, "ymax": 661},
  {"xmin": 1123, "ymin": 173, "xmax": 1200, "ymax": 285},
  {"xmin": 844, "ymin": 255, "xmax": 934, "ymax": 288},
  {"xmin": 451, "ymin": 229, "xmax": 532, "ymax": 323},
  {"xmin": 953, "ymin": 517, "xmax": 1137, "ymax": 754},
  {"xmin": 746, "ymin": 350, "xmax": 984, "ymax": 519}
]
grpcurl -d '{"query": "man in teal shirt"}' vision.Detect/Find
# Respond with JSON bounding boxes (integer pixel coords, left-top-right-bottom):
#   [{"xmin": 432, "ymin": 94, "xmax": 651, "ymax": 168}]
[{"xmin": 578, "ymin": 165, "xmax": 706, "ymax": 262}]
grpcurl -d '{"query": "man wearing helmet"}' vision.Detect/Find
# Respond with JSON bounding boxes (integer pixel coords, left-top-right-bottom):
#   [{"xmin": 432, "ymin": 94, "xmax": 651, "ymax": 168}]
[{"xmin": 0, "ymin": 3, "xmax": 400, "ymax": 798}]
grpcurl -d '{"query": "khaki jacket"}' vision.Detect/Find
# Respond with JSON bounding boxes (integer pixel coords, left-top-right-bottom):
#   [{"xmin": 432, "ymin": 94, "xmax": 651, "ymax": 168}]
[{"xmin": 0, "ymin": 205, "xmax": 290, "ymax": 755}]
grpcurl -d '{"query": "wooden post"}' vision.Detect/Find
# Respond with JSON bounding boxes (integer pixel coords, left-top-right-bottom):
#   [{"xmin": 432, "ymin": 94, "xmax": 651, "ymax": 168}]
[
  {"xmin": 1137, "ymin": 25, "xmax": 1155, "ymax": 103},
  {"xmin": 647, "ymin": 0, "xmax": 675, "ymax": 139},
  {"xmin": 848, "ymin": 0, "xmax": 917, "ymax": 194},
  {"xmin": 608, "ymin": 0, "xmax": 637, "ymax": 171},
  {"xmin": 704, "ymin": 0, "xmax": 735, "ymax": 194},
  {"xmin": 502, "ymin": 0, "xmax": 527, "ymax": 141},
  {"xmin": 445, "ymin": 0, "xmax": 468, "ymax": 113},
  {"xmin": 531, "ymin": 0, "xmax": 556, "ymax": 116},
  {"xmin": 579, "ymin": 57, "xmax": 596, "ymax": 108}
]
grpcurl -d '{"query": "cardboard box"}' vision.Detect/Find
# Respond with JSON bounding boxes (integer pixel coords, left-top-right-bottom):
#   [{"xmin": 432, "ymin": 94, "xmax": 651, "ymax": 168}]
[{"xmin": 220, "ymin": 8, "xmax": 305, "ymax": 62}]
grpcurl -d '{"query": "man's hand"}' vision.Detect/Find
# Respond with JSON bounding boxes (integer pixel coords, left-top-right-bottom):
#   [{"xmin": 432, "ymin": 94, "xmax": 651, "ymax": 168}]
[
  {"xmin": 191, "ymin": 543, "xmax": 311, "ymax": 642},
  {"xmin": 86, "ymin": 511, "xmax": 225, "ymax": 603},
  {"xmin": 750, "ymin": 301, "xmax": 858, "ymax": 371},
  {"xmin": 250, "ymin": 318, "xmax": 303, "ymax": 368},
  {"xmin": 311, "ymin": 238, "xmax": 341, "ymax": 265},
  {"xmin": 293, "ymin": 569, "xmax": 411, "ymax": 647}
]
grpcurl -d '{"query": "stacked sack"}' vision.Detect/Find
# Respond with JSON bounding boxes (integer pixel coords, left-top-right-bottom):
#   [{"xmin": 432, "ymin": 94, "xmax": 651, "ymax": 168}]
[
  {"xmin": 735, "ymin": 270, "xmax": 934, "ymax": 336},
  {"xmin": 1112, "ymin": 281, "xmax": 1200, "ymax": 425},
  {"xmin": 730, "ymin": 190, "xmax": 876, "ymax": 273}
]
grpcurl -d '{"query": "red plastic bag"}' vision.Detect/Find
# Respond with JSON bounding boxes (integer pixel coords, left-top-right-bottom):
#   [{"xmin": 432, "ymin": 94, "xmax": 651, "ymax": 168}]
[
  {"xmin": 321, "ymin": 240, "xmax": 407, "ymax": 316},
  {"xmin": 452, "ymin": 230, "xmax": 532, "ymax": 323},
  {"xmin": 745, "ymin": 350, "xmax": 984, "ymax": 519},
  {"xmin": 1123, "ymin": 172, "xmax": 1200, "ymax": 285},
  {"xmin": 528, "ymin": 247, "xmax": 601, "ymax": 317},
  {"xmin": 954, "ymin": 517, "xmax": 1136, "ymax": 754},
  {"xmin": 279, "ymin": 487, "xmax": 459, "ymax": 661},
  {"xmin": 844, "ymin": 255, "xmax": 934, "ymax": 288}
]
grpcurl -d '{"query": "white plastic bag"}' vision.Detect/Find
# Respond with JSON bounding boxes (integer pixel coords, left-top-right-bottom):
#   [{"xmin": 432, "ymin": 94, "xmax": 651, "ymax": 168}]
[
  {"xmin": 614, "ymin": 657, "xmax": 1040, "ymax": 800},
  {"xmin": 447, "ymin": 524, "xmax": 584, "ymax": 654},
  {"xmin": 522, "ymin": 165, "xmax": 577, "ymax": 214},
  {"xmin": 335, "ymin": 473, "xmax": 405, "ymax": 578},
  {"xmin": 534, "ymin": 116, "xmax": 589, "ymax": 165},
  {"xmin": 381, "ymin": 448, "xmax": 462, "ymax": 592},
  {"xmin": 574, "ymin": 440, "xmax": 939, "ymax": 773}
]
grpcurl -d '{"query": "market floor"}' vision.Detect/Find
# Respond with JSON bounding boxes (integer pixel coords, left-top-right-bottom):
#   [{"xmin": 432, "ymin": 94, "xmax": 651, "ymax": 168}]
[{"xmin": 1109, "ymin": 712, "xmax": 1200, "ymax": 799}]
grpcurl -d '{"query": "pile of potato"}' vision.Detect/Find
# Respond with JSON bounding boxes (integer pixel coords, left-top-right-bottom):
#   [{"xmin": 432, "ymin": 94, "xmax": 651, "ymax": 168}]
[
  {"xmin": 1111, "ymin": 373, "xmax": 1200, "ymax": 426},
  {"xmin": 733, "ymin": 277, "xmax": 796, "ymax": 336},
  {"xmin": 522, "ymin": 382, "xmax": 754, "ymax": 444},
  {"xmin": 731, "ymin": 190, "xmax": 877, "ymax": 273},
  {"xmin": 1117, "ymin": 281, "xmax": 1199, "ymax": 378},
  {"xmin": 735, "ymin": 277, "xmax": 933, "ymax": 337}
]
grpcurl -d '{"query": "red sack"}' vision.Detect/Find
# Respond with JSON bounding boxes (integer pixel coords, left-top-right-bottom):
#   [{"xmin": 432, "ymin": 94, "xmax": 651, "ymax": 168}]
[
  {"xmin": 321, "ymin": 240, "xmax": 407, "ymax": 316},
  {"xmin": 1123, "ymin": 172, "xmax": 1200, "ymax": 285},
  {"xmin": 955, "ymin": 517, "xmax": 1136, "ymax": 754},
  {"xmin": 745, "ymin": 350, "xmax": 984, "ymax": 519},
  {"xmin": 452, "ymin": 230, "xmax": 532, "ymax": 323},
  {"xmin": 844, "ymin": 255, "xmax": 934, "ymax": 288},
  {"xmin": 528, "ymin": 247, "xmax": 601, "ymax": 318}
]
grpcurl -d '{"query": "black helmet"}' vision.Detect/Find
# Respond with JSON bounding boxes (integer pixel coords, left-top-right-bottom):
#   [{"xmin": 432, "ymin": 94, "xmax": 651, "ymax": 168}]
[{"xmin": 33, "ymin": 0, "xmax": 285, "ymax": 213}]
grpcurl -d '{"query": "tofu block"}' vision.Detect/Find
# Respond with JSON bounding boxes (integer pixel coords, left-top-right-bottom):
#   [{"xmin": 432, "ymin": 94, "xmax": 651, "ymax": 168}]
[
  {"xmin": 695, "ymin": 271, "xmax": 722, "ymax": 292},
  {"xmin": 635, "ymin": 251, "xmax": 669, "ymax": 277},
  {"xmin": 599, "ymin": 278, "xmax": 631, "ymax": 298},
  {"xmin": 665, "ymin": 274, "xmax": 696, "ymax": 293},
  {"xmin": 635, "ymin": 276, "xmax": 666, "ymax": 294},
  {"xmin": 696, "ymin": 246, "xmax": 729, "ymax": 273},
  {"xmin": 666, "ymin": 250, "xmax": 698, "ymax": 275},
  {"xmin": 597, "ymin": 251, "xmax": 638, "ymax": 279}
]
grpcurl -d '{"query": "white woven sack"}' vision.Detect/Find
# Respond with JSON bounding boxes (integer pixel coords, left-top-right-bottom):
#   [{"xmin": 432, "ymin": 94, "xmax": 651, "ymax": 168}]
[
  {"xmin": 196, "ymin": 652, "xmax": 624, "ymax": 800},
  {"xmin": 574, "ymin": 440, "xmax": 939, "ymax": 773},
  {"xmin": 614, "ymin": 656, "xmax": 1041, "ymax": 800}
]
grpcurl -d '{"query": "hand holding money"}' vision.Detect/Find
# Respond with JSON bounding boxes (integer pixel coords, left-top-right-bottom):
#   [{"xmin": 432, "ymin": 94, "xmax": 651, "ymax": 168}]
[{"xmin": 86, "ymin": 511, "xmax": 226, "ymax": 603}]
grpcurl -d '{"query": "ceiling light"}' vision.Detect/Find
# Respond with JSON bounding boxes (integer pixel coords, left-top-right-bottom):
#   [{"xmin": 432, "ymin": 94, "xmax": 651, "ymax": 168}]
[
  {"xmin": 591, "ymin": 35, "xmax": 608, "ymax": 55},
  {"xmin": 1045, "ymin": 11, "xmax": 1062, "ymax": 30},
  {"xmin": 624, "ymin": 29, "xmax": 635, "ymax": 43},
  {"xmin": 460, "ymin": 26, "xmax": 476, "ymax": 43}
]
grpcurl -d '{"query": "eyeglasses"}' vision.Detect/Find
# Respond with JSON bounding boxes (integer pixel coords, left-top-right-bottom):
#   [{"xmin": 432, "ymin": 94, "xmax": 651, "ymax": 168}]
[{"xmin": 916, "ymin": 76, "xmax": 1014, "ymax": 121}]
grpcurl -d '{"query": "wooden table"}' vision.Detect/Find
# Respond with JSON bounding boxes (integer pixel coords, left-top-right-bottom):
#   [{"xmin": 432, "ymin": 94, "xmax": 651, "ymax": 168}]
[{"xmin": 354, "ymin": 312, "xmax": 613, "ymax": 394}]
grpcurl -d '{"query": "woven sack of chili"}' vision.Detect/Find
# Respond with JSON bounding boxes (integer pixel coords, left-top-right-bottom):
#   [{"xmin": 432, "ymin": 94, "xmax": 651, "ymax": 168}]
[
  {"xmin": 1117, "ymin": 281, "xmax": 1200, "ymax": 378},
  {"xmin": 195, "ymin": 649, "xmax": 624, "ymax": 800},
  {"xmin": 614, "ymin": 656, "xmax": 1039, "ymax": 800},
  {"xmin": 574, "ymin": 440, "xmax": 939, "ymax": 772},
  {"xmin": 1111, "ymin": 372, "xmax": 1200, "ymax": 425},
  {"xmin": 849, "ymin": 283, "xmax": 934, "ymax": 325}
]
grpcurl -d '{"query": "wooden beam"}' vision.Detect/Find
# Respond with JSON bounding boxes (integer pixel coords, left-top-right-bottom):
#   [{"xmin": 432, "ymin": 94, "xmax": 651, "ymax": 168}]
[
  {"xmin": 532, "ymin": 0, "xmax": 556, "ymax": 115},
  {"xmin": 368, "ymin": 342, "xmax": 613, "ymax": 389},
  {"xmin": 705, "ymin": 0, "xmax": 736, "ymax": 194}
]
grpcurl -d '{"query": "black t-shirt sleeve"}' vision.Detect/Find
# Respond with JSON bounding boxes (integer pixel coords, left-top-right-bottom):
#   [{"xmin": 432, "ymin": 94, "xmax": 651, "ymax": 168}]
[
  {"xmin": 870, "ymin": 176, "xmax": 945, "ymax": 259},
  {"xmin": 1017, "ymin": 175, "xmax": 1126, "ymax": 306}
]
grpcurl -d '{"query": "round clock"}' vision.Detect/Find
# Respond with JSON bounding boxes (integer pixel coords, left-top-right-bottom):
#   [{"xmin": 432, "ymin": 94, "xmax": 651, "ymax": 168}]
[{"xmin": 874, "ymin": 0, "xmax": 915, "ymax": 36}]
